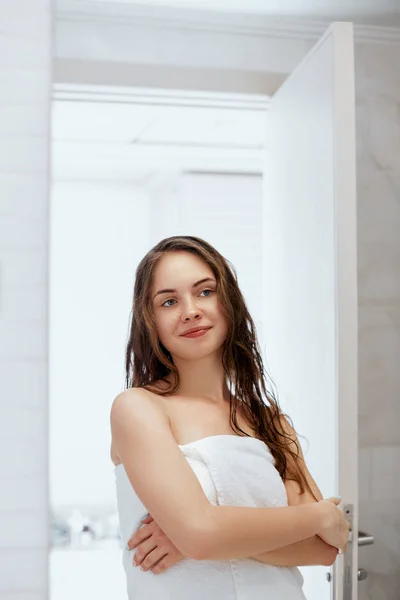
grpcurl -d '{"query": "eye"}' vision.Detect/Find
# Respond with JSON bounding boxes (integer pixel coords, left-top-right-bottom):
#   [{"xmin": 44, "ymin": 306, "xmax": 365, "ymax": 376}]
[
  {"xmin": 161, "ymin": 298, "xmax": 176, "ymax": 308},
  {"xmin": 200, "ymin": 289, "xmax": 213, "ymax": 297}
]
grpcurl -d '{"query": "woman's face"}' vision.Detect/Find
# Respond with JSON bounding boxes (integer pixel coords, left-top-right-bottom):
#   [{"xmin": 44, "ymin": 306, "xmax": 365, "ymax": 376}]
[{"xmin": 151, "ymin": 251, "xmax": 229, "ymax": 361}]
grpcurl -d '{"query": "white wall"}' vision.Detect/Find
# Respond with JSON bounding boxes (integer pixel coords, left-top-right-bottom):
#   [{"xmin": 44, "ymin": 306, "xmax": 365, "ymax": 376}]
[
  {"xmin": 50, "ymin": 181, "xmax": 150, "ymax": 508},
  {"xmin": 0, "ymin": 1, "xmax": 52, "ymax": 598}
]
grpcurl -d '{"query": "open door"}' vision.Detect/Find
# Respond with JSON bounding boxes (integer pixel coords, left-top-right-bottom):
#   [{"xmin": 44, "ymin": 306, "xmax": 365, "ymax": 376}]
[{"xmin": 262, "ymin": 23, "xmax": 358, "ymax": 600}]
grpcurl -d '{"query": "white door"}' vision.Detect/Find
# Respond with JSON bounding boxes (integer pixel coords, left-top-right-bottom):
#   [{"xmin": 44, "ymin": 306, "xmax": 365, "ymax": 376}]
[{"xmin": 262, "ymin": 23, "xmax": 358, "ymax": 600}]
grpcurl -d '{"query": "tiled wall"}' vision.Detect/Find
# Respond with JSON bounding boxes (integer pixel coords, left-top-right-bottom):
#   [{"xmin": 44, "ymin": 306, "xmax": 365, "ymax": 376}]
[
  {"xmin": 0, "ymin": 1, "xmax": 52, "ymax": 599},
  {"xmin": 355, "ymin": 40, "xmax": 400, "ymax": 600}
]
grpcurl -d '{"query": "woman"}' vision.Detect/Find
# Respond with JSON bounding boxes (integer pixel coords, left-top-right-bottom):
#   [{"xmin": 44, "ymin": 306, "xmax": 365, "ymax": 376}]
[{"xmin": 110, "ymin": 235, "xmax": 349, "ymax": 600}]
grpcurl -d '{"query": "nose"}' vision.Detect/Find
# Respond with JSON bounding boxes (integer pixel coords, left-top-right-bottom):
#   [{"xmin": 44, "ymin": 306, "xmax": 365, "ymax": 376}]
[{"xmin": 181, "ymin": 298, "xmax": 202, "ymax": 322}]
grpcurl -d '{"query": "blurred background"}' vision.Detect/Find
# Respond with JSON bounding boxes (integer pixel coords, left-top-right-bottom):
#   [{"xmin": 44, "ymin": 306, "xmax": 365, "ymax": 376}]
[{"xmin": 1, "ymin": 1, "xmax": 400, "ymax": 599}]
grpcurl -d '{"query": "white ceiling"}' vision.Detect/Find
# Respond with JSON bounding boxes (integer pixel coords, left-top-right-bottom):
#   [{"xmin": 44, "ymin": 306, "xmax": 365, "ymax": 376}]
[{"xmin": 88, "ymin": 0, "xmax": 400, "ymax": 25}]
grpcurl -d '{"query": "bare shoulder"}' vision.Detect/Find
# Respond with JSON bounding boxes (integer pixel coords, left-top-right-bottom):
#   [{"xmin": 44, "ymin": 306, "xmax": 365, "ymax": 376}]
[
  {"xmin": 111, "ymin": 386, "xmax": 149, "ymax": 414},
  {"xmin": 110, "ymin": 386, "xmax": 168, "ymax": 427}
]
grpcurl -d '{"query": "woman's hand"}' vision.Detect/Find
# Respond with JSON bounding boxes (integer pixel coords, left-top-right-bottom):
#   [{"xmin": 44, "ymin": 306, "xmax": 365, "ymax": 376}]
[
  {"xmin": 316, "ymin": 497, "xmax": 350, "ymax": 553},
  {"xmin": 127, "ymin": 515, "xmax": 185, "ymax": 574}
]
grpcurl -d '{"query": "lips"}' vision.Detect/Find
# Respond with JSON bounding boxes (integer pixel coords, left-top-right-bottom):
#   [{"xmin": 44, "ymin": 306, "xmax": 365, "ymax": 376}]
[{"xmin": 180, "ymin": 326, "xmax": 212, "ymax": 337}]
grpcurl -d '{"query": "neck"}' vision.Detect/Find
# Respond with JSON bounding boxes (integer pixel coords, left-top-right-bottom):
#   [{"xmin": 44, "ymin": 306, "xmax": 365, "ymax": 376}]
[{"xmin": 168, "ymin": 353, "xmax": 231, "ymax": 404}]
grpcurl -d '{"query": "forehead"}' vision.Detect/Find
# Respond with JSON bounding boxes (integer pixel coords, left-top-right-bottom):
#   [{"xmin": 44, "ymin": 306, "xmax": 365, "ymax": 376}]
[{"xmin": 152, "ymin": 251, "xmax": 214, "ymax": 287}]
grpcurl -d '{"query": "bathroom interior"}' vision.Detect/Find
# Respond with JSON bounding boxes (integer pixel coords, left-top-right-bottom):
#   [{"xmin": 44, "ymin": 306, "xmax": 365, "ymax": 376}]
[{"xmin": 1, "ymin": 1, "xmax": 399, "ymax": 599}]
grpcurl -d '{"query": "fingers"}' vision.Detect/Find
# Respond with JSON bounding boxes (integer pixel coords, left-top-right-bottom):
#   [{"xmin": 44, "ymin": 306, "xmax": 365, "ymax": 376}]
[
  {"xmin": 141, "ymin": 515, "xmax": 154, "ymax": 525},
  {"xmin": 338, "ymin": 522, "xmax": 350, "ymax": 553},
  {"xmin": 126, "ymin": 515, "xmax": 184, "ymax": 576},
  {"xmin": 133, "ymin": 538, "xmax": 158, "ymax": 567},
  {"xmin": 151, "ymin": 555, "xmax": 171, "ymax": 575},
  {"xmin": 325, "ymin": 497, "xmax": 341, "ymax": 506},
  {"xmin": 146, "ymin": 549, "xmax": 184, "ymax": 575},
  {"xmin": 134, "ymin": 546, "xmax": 167, "ymax": 572},
  {"xmin": 127, "ymin": 521, "xmax": 153, "ymax": 551},
  {"xmin": 151, "ymin": 553, "xmax": 181, "ymax": 575}
]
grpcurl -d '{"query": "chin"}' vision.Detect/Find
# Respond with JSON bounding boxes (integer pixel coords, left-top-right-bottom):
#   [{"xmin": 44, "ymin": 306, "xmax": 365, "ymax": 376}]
[{"xmin": 173, "ymin": 339, "xmax": 222, "ymax": 361}]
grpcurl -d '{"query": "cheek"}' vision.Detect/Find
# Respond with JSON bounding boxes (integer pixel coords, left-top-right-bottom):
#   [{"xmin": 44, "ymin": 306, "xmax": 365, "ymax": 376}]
[
  {"xmin": 215, "ymin": 302, "xmax": 228, "ymax": 324},
  {"xmin": 219, "ymin": 310, "xmax": 230, "ymax": 338},
  {"xmin": 154, "ymin": 310, "xmax": 176, "ymax": 338}
]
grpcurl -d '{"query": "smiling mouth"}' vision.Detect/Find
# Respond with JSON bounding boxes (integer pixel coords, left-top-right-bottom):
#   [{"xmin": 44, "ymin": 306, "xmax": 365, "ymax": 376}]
[{"xmin": 181, "ymin": 327, "xmax": 212, "ymax": 338}]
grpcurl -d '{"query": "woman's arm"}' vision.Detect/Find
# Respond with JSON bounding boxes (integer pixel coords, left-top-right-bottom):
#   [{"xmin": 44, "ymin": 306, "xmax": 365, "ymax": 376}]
[
  {"xmin": 251, "ymin": 535, "xmax": 337, "ymax": 567},
  {"xmin": 249, "ymin": 417, "xmax": 339, "ymax": 567},
  {"xmin": 111, "ymin": 389, "xmax": 342, "ymax": 561}
]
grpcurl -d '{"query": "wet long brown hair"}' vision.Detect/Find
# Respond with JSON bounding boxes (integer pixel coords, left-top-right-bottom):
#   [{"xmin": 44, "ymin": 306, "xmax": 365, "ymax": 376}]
[{"xmin": 125, "ymin": 235, "xmax": 315, "ymax": 497}]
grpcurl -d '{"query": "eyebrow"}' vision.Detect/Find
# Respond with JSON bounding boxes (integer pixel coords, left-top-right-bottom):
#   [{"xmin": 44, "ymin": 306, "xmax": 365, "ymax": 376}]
[{"xmin": 153, "ymin": 277, "xmax": 216, "ymax": 299}]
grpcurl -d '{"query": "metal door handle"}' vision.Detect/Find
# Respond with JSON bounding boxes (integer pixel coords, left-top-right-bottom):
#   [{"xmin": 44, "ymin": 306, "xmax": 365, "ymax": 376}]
[
  {"xmin": 358, "ymin": 568, "xmax": 368, "ymax": 581},
  {"xmin": 326, "ymin": 569, "xmax": 369, "ymax": 583},
  {"xmin": 358, "ymin": 531, "xmax": 374, "ymax": 547},
  {"xmin": 325, "ymin": 517, "xmax": 374, "ymax": 592}
]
